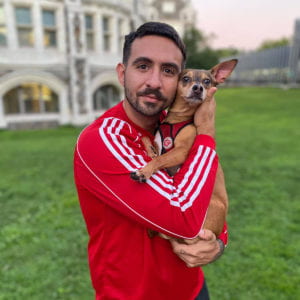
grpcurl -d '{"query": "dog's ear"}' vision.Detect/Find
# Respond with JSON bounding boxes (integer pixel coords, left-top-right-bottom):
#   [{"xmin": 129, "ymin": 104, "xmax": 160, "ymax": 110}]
[{"xmin": 210, "ymin": 59, "xmax": 238, "ymax": 84}]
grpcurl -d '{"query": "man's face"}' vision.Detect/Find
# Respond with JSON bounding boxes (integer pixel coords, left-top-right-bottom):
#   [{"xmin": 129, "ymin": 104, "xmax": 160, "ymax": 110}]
[{"xmin": 117, "ymin": 35, "xmax": 183, "ymax": 117}]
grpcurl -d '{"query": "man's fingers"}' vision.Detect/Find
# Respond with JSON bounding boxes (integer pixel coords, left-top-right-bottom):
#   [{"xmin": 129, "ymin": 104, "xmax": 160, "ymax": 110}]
[
  {"xmin": 206, "ymin": 87, "xmax": 217, "ymax": 100},
  {"xmin": 169, "ymin": 239, "xmax": 188, "ymax": 254},
  {"xmin": 198, "ymin": 229, "xmax": 216, "ymax": 241}
]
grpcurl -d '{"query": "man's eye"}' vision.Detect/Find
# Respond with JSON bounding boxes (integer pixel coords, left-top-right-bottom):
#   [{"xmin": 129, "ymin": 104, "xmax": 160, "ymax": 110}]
[
  {"xmin": 163, "ymin": 67, "xmax": 176, "ymax": 75},
  {"xmin": 137, "ymin": 64, "xmax": 148, "ymax": 70},
  {"xmin": 203, "ymin": 79, "xmax": 211, "ymax": 85}
]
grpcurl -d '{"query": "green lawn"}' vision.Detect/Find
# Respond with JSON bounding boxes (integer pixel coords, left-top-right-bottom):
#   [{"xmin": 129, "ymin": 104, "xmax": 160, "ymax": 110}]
[{"xmin": 0, "ymin": 87, "xmax": 299, "ymax": 299}]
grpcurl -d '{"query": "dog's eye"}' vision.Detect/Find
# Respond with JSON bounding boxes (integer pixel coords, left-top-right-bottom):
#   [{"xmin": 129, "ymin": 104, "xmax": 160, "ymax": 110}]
[
  {"xmin": 182, "ymin": 76, "xmax": 191, "ymax": 83},
  {"xmin": 203, "ymin": 79, "xmax": 211, "ymax": 85}
]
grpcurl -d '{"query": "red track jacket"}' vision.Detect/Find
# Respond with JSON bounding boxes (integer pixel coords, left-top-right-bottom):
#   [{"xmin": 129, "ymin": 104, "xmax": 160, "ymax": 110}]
[{"xmin": 74, "ymin": 101, "xmax": 228, "ymax": 300}]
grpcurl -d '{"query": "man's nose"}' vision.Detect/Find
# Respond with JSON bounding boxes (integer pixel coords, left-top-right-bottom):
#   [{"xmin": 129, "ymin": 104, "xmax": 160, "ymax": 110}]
[{"xmin": 145, "ymin": 68, "xmax": 162, "ymax": 89}]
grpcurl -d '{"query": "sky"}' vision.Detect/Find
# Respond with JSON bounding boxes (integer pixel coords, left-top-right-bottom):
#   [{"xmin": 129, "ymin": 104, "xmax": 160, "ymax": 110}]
[{"xmin": 190, "ymin": 0, "xmax": 300, "ymax": 51}]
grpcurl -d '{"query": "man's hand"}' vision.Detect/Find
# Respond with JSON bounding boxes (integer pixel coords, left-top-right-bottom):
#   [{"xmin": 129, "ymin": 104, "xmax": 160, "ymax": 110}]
[
  {"xmin": 194, "ymin": 87, "xmax": 217, "ymax": 138},
  {"xmin": 170, "ymin": 229, "xmax": 224, "ymax": 268}
]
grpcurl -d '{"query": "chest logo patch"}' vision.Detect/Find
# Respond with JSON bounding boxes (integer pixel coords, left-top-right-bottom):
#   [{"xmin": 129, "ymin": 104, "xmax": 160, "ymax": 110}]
[{"xmin": 163, "ymin": 137, "xmax": 173, "ymax": 150}]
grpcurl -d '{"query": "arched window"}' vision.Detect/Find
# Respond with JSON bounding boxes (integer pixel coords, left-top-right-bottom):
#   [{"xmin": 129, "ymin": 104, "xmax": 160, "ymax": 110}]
[
  {"xmin": 93, "ymin": 84, "xmax": 120, "ymax": 110},
  {"xmin": 3, "ymin": 83, "xmax": 59, "ymax": 114}
]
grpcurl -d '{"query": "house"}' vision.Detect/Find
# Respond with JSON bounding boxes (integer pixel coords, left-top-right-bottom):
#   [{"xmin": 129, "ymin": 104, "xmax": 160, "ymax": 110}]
[{"xmin": 0, "ymin": 0, "xmax": 195, "ymax": 129}]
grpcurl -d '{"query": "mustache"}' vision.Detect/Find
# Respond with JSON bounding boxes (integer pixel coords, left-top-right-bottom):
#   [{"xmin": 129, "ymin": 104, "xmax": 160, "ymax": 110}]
[{"xmin": 136, "ymin": 88, "xmax": 167, "ymax": 102}]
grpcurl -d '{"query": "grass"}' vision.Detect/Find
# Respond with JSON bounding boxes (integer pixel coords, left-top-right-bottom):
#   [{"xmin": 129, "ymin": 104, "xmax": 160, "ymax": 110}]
[
  {"xmin": 0, "ymin": 126, "xmax": 94, "ymax": 299},
  {"xmin": 0, "ymin": 87, "xmax": 299, "ymax": 299},
  {"xmin": 206, "ymin": 87, "xmax": 300, "ymax": 299}
]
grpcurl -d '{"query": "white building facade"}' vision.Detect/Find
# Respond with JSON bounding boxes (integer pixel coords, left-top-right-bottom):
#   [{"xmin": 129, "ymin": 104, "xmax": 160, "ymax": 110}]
[{"xmin": 0, "ymin": 0, "xmax": 195, "ymax": 129}]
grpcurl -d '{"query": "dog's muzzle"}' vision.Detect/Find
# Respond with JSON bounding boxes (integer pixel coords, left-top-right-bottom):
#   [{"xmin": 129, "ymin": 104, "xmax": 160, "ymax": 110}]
[
  {"xmin": 192, "ymin": 84, "xmax": 203, "ymax": 93},
  {"xmin": 188, "ymin": 84, "xmax": 204, "ymax": 102}
]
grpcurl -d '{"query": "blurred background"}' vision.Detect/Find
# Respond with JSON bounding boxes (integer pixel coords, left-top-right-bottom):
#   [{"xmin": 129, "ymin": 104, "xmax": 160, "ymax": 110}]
[
  {"xmin": 0, "ymin": 1, "xmax": 299, "ymax": 299},
  {"xmin": 0, "ymin": 0, "xmax": 299, "ymax": 130}
]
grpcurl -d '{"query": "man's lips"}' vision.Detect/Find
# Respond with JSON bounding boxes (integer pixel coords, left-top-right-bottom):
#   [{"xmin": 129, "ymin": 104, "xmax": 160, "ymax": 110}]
[
  {"xmin": 136, "ymin": 88, "xmax": 167, "ymax": 102},
  {"xmin": 142, "ymin": 94, "xmax": 160, "ymax": 102}
]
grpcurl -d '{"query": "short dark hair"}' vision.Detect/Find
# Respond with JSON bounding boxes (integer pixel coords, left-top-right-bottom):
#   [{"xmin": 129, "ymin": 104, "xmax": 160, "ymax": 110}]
[{"xmin": 123, "ymin": 22, "xmax": 186, "ymax": 69}]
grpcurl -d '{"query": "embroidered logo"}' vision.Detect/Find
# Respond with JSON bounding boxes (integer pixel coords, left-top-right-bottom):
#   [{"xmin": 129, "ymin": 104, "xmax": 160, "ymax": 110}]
[{"xmin": 163, "ymin": 137, "xmax": 173, "ymax": 150}]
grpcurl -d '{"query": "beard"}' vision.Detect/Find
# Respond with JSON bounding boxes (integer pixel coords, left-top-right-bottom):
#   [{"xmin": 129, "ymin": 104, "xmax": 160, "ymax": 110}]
[{"xmin": 124, "ymin": 84, "xmax": 171, "ymax": 117}]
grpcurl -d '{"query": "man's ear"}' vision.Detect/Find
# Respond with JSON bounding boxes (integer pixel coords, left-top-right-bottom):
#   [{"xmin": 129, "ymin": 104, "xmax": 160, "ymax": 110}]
[
  {"xmin": 116, "ymin": 63, "xmax": 125, "ymax": 86},
  {"xmin": 210, "ymin": 59, "xmax": 238, "ymax": 84}
]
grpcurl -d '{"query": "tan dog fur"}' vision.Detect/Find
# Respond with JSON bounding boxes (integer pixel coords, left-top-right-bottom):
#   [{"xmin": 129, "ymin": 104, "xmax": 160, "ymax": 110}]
[{"xmin": 131, "ymin": 59, "xmax": 238, "ymax": 243}]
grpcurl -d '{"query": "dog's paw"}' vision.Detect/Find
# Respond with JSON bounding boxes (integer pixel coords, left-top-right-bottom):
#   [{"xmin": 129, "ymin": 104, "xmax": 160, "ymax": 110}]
[{"xmin": 130, "ymin": 171, "xmax": 147, "ymax": 183}]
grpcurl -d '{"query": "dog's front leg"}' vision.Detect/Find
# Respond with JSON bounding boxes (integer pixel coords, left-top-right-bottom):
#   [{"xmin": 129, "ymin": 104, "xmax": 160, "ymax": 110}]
[
  {"xmin": 132, "ymin": 125, "xmax": 196, "ymax": 181},
  {"xmin": 131, "ymin": 159, "xmax": 159, "ymax": 182},
  {"xmin": 141, "ymin": 136, "xmax": 158, "ymax": 158},
  {"xmin": 130, "ymin": 136, "xmax": 158, "ymax": 182}
]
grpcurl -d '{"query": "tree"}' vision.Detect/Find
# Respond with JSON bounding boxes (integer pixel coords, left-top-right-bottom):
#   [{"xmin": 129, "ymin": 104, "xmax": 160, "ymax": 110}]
[
  {"xmin": 183, "ymin": 26, "xmax": 219, "ymax": 69},
  {"xmin": 216, "ymin": 47, "xmax": 240, "ymax": 59},
  {"xmin": 257, "ymin": 37, "xmax": 290, "ymax": 51}
]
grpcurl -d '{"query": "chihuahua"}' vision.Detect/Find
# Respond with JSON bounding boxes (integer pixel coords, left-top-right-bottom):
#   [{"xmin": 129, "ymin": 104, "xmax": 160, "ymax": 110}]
[{"xmin": 131, "ymin": 59, "xmax": 238, "ymax": 243}]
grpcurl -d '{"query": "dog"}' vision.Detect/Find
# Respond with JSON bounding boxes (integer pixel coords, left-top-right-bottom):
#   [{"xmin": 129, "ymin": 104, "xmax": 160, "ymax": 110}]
[{"xmin": 131, "ymin": 59, "xmax": 238, "ymax": 243}]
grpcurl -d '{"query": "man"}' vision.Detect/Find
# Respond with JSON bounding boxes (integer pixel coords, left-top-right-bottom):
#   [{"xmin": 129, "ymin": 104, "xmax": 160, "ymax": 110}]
[{"xmin": 74, "ymin": 22, "xmax": 228, "ymax": 300}]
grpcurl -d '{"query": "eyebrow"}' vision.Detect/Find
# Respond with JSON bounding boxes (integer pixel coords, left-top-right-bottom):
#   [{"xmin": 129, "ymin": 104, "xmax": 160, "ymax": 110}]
[
  {"xmin": 162, "ymin": 62, "xmax": 180, "ymax": 74},
  {"xmin": 132, "ymin": 57, "xmax": 153, "ymax": 66},
  {"xmin": 132, "ymin": 57, "xmax": 180, "ymax": 73}
]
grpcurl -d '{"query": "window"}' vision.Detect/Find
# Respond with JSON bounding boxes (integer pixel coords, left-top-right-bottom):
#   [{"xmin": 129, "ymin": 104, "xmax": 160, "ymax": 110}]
[
  {"xmin": 93, "ymin": 85, "xmax": 120, "ymax": 110},
  {"xmin": 3, "ymin": 83, "xmax": 59, "ymax": 114},
  {"xmin": 102, "ymin": 16, "xmax": 111, "ymax": 52},
  {"xmin": 162, "ymin": 1, "xmax": 176, "ymax": 14},
  {"xmin": 85, "ymin": 14, "xmax": 94, "ymax": 50},
  {"xmin": 42, "ymin": 9, "xmax": 57, "ymax": 47},
  {"xmin": 15, "ymin": 6, "xmax": 34, "ymax": 47},
  {"xmin": 0, "ymin": 5, "xmax": 7, "ymax": 46}
]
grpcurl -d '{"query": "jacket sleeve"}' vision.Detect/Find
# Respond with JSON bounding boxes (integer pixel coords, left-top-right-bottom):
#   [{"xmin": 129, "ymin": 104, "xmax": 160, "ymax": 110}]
[
  {"xmin": 218, "ymin": 222, "xmax": 228, "ymax": 246},
  {"xmin": 74, "ymin": 117, "xmax": 219, "ymax": 240}
]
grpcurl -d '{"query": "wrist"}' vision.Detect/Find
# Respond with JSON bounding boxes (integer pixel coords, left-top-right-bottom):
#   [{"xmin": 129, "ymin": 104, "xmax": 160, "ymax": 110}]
[
  {"xmin": 196, "ymin": 126, "xmax": 215, "ymax": 138},
  {"xmin": 213, "ymin": 239, "xmax": 225, "ymax": 261}
]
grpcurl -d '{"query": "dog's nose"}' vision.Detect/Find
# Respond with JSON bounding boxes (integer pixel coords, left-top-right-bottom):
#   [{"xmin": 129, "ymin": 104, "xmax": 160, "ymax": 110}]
[{"xmin": 192, "ymin": 84, "xmax": 203, "ymax": 92}]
